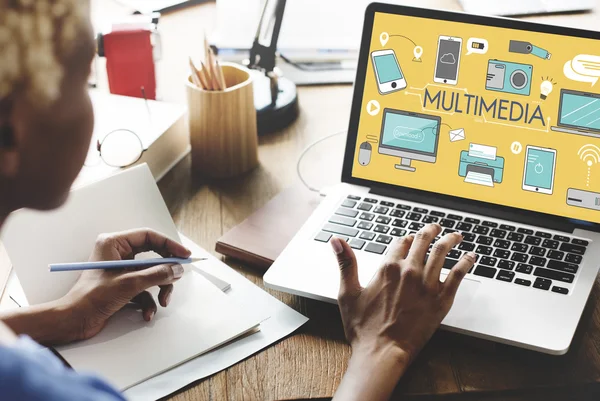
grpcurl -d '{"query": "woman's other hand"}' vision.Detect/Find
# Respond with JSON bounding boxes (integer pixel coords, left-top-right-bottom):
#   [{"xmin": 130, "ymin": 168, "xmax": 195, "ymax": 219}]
[
  {"xmin": 332, "ymin": 224, "xmax": 476, "ymax": 401},
  {"xmin": 61, "ymin": 228, "xmax": 191, "ymax": 342}
]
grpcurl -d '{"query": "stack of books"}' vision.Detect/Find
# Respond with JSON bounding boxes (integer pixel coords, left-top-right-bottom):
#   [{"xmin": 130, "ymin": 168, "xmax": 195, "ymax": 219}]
[{"xmin": 75, "ymin": 92, "xmax": 189, "ymax": 188}]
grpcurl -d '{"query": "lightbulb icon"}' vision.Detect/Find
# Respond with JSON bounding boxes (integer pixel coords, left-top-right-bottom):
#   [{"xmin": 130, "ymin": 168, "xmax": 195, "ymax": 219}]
[{"xmin": 540, "ymin": 76, "xmax": 556, "ymax": 100}]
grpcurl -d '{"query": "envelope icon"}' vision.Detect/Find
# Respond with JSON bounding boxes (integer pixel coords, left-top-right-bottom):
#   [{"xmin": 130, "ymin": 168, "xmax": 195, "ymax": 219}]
[{"xmin": 449, "ymin": 128, "xmax": 466, "ymax": 142}]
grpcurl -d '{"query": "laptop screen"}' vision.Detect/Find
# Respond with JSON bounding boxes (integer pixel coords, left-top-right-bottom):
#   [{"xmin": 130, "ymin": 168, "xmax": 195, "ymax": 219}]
[
  {"xmin": 350, "ymin": 8, "xmax": 600, "ymax": 224},
  {"xmin": 558, "ymin": 90, "xmax": 600, "ymax": 132}
]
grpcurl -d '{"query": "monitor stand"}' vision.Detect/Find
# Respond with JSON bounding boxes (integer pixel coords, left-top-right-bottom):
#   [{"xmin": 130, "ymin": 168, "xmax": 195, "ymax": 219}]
[{"xmin": 395, "ymin": 158, "xmax": 416, "ymax": 172}]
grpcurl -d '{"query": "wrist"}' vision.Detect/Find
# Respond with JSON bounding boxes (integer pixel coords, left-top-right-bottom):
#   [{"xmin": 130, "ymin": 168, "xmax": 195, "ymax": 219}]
[
  {"xmin": 334, "ymin": 341, "xmax": 411, "ymax": 401},
  {"xmin": 0, "ymin": 298, "xmax": 82, "ymax": 346},
  {"xmin": 351, "ymin": 340, "xmax": 411, "ymax": 377}
]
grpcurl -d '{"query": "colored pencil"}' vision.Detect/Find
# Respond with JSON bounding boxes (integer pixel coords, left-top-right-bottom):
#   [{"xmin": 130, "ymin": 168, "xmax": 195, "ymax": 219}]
[{"xmin": 49, "ymin": 257, "xmax": 207, "ymax": 272}]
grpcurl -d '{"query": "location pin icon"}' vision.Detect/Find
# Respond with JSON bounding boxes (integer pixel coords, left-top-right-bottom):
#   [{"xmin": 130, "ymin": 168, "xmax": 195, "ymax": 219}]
[
  {"xmin": 413, "ymin": 45, "xmax": 423, "ymax": 62},
  {"xmin": 380, "ymin": 32, "xmax": 389, "ymax": 47}
]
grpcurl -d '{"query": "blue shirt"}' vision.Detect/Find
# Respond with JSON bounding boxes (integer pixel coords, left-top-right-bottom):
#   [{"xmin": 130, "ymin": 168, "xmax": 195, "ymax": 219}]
[{"xmin": 0, "ymin": 336, "xmax": 126, "ymax": 401}]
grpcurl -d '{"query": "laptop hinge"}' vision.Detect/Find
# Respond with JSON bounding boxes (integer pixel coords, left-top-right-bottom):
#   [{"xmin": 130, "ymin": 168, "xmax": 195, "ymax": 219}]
[{"xmin": 370, "ymin": 186, "xmax": 577, "ymax": 234}]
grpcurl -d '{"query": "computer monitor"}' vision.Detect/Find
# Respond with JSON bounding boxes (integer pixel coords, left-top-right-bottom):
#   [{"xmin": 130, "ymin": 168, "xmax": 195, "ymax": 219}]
[{"xmin": 378, "ymin": 109, "xmax": 441, "ymax": 172}]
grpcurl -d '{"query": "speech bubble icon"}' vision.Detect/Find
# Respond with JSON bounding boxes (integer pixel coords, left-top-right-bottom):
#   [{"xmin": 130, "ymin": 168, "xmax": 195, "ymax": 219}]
[
  {"xmin": 380, "ymin": 32, "xmax": 389, "ymax": 47},
  {"xmin": 564, "ymin": 54, "xmax": 600, "ymax": 86},
  {"xmin": 466, "ymin": 38, "xmax": 488, "ymax": 55}
]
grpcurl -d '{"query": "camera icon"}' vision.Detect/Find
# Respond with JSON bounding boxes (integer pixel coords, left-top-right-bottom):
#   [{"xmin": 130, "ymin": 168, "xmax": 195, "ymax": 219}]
[{"xmin": 486, "ymin": 60, "xmax": 533, "ymax": 96}]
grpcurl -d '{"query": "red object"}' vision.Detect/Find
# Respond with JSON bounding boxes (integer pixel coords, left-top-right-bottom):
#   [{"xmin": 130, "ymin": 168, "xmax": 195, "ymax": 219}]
[{"xmin": 102, "ymin": 29, "xmax": 157, "ymax": 100}]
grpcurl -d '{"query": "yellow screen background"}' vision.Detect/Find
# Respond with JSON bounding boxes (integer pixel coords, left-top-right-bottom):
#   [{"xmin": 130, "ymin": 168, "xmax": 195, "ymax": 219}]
[{"xmin": 352, "ymin": 12, "xmax": 600, "ymax": 224}]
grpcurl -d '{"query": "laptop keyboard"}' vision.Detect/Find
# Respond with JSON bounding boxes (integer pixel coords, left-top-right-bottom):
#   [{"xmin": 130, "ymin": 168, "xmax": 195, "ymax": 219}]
[{"xmin": 314, "ymin": 195, "xmax": 591, "ymax": 295}]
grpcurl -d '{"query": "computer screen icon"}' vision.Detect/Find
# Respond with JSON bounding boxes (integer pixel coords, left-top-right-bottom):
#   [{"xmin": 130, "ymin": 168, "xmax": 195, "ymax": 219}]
[
  {"xmin": 551, "ymin": 89, "xmax": 600, "ymax": 138},
  {"xmin": 378, "ymin": 109, "xmax": 441, "ymax": 172}
]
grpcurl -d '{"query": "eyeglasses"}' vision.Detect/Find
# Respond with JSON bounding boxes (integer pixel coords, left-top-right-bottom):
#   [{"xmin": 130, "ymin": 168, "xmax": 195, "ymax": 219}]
[{"xmin": 85, "ymin": 129, "xmax": 145, "ymax": 168}]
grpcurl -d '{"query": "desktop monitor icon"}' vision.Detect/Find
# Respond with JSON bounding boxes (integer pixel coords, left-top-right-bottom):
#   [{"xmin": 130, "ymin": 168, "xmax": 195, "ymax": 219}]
[{"xmin": 378, "ymin": 109, "xmax": 441, "ymax": 172}]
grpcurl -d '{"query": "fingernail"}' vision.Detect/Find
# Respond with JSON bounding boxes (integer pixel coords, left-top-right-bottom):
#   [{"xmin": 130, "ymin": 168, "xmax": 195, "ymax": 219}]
[
  {"xmin": 467, "ymin": 252, "xmax": 476, "ymax": 259},
  {"xmin": 171, "ymin": 264, "xmax": 184, "ymax": 279},
  {"xmin": 149, "ymin": 310, "xmax": 155, "ymax": 321},
  {"xmin": 165, "ymin": 291, "xmax": 172, "ymax": 306},
  {"xmin": 330, "ymin": 238, "xmax": 343, "ymax": 255}
]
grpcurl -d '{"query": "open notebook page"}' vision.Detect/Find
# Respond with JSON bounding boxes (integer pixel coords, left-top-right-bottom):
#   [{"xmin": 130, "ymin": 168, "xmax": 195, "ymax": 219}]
[{"xmin": 57, "ymin": 268, "xmax": 263, "ymax": 390}]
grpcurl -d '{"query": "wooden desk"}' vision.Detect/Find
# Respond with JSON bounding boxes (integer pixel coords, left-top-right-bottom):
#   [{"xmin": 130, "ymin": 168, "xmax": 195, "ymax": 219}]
[{"xmin": 92, "ymin": 1, "xmax": 600, "ymax": 399}]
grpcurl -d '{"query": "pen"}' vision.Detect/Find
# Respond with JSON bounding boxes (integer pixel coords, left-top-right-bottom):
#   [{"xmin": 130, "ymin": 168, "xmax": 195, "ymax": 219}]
[{"xmin": 49, "ymin": 257, "xmax": 207, "ymax": 272}]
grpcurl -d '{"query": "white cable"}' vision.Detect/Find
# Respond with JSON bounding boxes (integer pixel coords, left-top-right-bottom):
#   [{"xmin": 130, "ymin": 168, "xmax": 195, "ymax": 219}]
[{"xmin": 296, "ymin": 130, "xmax": 347, "ymax": 194}]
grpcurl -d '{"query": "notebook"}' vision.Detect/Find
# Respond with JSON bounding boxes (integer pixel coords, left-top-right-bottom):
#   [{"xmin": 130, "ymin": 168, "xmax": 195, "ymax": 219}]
[
  {"xmin": 215, "ymin": 185, "xmax": 322, "ymax": 270},
  {"xmin": 1, "ymin": 164, "xmax": 267, "ymax": 390}
]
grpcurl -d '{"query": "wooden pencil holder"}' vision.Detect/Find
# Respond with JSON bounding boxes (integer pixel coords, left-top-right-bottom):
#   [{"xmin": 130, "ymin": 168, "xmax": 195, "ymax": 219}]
[{"xmin": 186, "ymin": 62, "xmax": 259, "ymax": 179}]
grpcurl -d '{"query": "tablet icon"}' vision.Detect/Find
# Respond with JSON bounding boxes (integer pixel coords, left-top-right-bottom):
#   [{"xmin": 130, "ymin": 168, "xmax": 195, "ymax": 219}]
[
  {"xmin": 366, "ymin": 100, "xmax": 381, "ymax": 116},
  {"xmin": 522, "ymin": 146, "xmax": 557, "ymax": 195}
]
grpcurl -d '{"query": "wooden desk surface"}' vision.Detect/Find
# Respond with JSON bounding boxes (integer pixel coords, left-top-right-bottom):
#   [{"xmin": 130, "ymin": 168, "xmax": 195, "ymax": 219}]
[{"xmin": 97, "ymin": 1, "xmax": 600, "ymax": 400}]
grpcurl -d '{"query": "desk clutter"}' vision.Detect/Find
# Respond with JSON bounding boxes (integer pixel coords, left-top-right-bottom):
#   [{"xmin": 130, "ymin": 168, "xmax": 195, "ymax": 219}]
[
  {"xmin": 76, "ymin": 91, "xmax": 189, "ymax": 188},
  {"xmin": 0, "ymin": 165, "xmax": 307, "ymax": 399},
  {"xmin": 186, "ymin": 62, "xmax": 259, "ymax": 178},
  {"xmin": 188, "ymin": 36, "xmax": 227, "ymax": 91}
]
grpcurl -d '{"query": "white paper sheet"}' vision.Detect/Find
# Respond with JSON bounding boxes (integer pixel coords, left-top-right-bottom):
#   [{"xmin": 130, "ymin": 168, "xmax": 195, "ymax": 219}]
[
  {"xmin": 58, "ymin": 268, "xmax": 262, "ymax": 390},
  {"xmin": 468, "ymin": 143, "xmax": 497, "ymax": 161},
  {"xmin": 464, "ymin": 171, "xmax": 495, "ymax": 187},
  {"xmin": 123, "ymin": 234, "xmax": 309, "ymax": 401}
]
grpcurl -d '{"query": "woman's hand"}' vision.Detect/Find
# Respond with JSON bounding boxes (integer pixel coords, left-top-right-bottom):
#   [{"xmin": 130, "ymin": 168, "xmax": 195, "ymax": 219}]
[
  {"xmin": 62, "ymin": 228, "xmax": 192, "ymax": 341},
  {"xmin": 331, "ymin": 224, "xmax": 476, "ymax": 401},
  {"xmin": 0, "ymin": 228, "xmax": 191, "ymax": 346}
]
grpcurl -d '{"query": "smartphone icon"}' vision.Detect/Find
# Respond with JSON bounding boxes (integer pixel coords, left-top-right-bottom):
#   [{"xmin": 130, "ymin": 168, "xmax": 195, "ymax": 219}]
[
  {"xmin": 434, "ymin": 35, "xmax": 463, "ymax": 85},
  {"xmin": 371, "ymin": 50, "xmax": 407, "ymax": 95}
]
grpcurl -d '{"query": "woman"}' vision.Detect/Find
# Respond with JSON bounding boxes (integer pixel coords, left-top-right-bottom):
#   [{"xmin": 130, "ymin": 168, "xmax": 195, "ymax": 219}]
[{"xmin": 0, "ymin": 1, "xmax": 475, "ymax": 400}]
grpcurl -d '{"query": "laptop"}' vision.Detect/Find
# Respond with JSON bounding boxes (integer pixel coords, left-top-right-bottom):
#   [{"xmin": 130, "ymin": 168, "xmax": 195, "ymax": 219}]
[
  {"xmin": 551, "ymin": 89, "xmax": 600, "ymax": 138},
  {"xmin": 459, "ymin": 0, "xmax": 595, "ymax": 17},
  {"xmin": 264, "ymin": 3, "xmax": 600, "ymax": 355}
]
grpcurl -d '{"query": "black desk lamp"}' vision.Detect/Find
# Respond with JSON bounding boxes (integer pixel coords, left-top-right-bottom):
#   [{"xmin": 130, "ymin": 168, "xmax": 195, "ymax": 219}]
[{"xmin": 245, "ymin": 0, "xmax": 299, "ymax": 134}]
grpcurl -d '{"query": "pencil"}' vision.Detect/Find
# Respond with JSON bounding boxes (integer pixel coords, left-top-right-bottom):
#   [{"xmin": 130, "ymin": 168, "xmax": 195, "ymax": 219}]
[
  {"xmin": 207, "ymin": 47, "xmax": 222, "ymax": 91},
  {"xmin": 188, "ymin": 57, "xmax": 203, "ymax": 88},
  {"xmin": 204, "ymin": 32, "xmax": 211, "ymax": 69},
  {"xmin": 49, "ymin": 257, "xmax": 207, "ymax": 272},
  {"xmin": 195, "ymin": 62, "xmax": 210, "ymax": 90},
  {"xmin": 200, "ymin": 61, "xmax": 214, "ymax": 91},
  {"xmin": 216, "ymin": 59, "xmax": 227, "ymax": 90}
]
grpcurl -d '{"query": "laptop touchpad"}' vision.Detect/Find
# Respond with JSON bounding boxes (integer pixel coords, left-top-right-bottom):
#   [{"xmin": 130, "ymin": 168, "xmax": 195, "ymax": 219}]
[{"xmin": 441, "ymin": 276, "xmax": 481, "ymax": 326}]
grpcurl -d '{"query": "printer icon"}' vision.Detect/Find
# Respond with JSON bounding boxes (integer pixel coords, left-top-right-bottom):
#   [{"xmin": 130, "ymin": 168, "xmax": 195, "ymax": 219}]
[{"xmin": 458, "ymin": 144, "xmax": 504, "ymax": 187}]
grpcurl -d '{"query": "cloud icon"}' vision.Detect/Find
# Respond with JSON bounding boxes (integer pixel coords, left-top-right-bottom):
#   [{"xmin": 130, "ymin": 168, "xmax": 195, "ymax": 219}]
[{"xmin": 440, "ymin": 53, "xmax": 456, "ymax": 65}]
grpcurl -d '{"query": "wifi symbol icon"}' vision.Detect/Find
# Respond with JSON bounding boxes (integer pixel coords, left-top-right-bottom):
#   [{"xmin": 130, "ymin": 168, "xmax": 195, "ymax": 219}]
[{"xmin": 578, "ymin": 144, "xmax": 600, "ymax": 187}]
